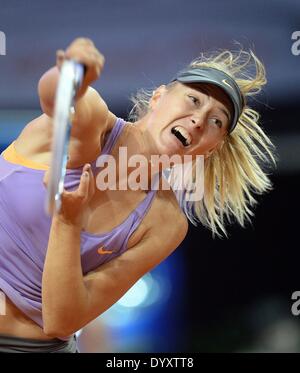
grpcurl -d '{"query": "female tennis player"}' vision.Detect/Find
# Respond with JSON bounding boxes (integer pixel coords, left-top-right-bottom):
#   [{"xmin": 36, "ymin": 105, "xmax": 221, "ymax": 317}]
[{"xmin": 0, "ymin": 38, "xmax": 276, "ymax": 352}]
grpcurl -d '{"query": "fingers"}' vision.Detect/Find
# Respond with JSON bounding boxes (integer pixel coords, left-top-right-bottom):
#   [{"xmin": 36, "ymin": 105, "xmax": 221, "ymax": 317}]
[
  {"xmin": 86, "ymin": 164, "xmax": 95, "ymax": 197},
  {"xmin": 70, "ymin": 37, "xmax": 94, "ymax": 46},
  {"xmin": 50, "ymin": 163, "xmax": 95, "ymax": 221},
  {"xmin": 77, "ymin": 165, "xmax": 90, "ymax": 198},
  {"xmin": 61, "ymin": 38, "xmax": 105, "ymax": 86},
  {"xmin": 56, "ymin": 49, "xmax": 65, "ymax": 71},
  {"xmin": 52, "ymin": 162, "xmax": 96, "ymax": 226},
  {"xmin": 85, "ymin": 163, "xmax": 95, "ymax": 198},
  {"xmin": 77, "ymin": 163, "xmax": 95, "ymax": 200}
]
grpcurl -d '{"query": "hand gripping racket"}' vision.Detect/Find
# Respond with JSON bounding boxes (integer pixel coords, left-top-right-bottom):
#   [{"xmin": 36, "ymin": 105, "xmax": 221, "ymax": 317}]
[{"xmin": 46, "ymin": 60, "xmax": 85, "ymax": 215}]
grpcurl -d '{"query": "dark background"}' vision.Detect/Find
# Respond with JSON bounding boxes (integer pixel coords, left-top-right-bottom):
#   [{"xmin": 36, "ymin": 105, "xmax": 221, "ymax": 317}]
[{"xmin": 0, "ymin": 0, "xmax": 300, "ymax": 352}]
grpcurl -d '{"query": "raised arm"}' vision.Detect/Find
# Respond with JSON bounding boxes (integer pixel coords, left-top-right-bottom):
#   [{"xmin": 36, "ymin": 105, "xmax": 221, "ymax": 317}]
[
  {"xmin": 38, "ymin": 38, "xmax": 110, "ymax": 141},
  {"xmin": 14, "ymin": 38, "xmax": 111, "ymax": 165}
]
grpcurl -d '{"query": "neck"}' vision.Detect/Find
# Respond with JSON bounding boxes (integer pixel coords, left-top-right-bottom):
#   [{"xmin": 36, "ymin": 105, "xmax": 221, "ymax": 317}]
[{"xmin": 113, "ymin": 117, "xmax": 164, "ymax": 193}]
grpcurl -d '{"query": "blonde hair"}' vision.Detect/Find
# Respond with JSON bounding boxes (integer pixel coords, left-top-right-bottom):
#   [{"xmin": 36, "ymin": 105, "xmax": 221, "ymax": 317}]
[{"xmin": 128, "ymin": 48, "xmax": 277, "ymax": 237}]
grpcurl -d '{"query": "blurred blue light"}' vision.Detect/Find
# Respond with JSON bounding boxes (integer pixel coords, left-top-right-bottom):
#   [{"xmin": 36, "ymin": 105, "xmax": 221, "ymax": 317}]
[{"xmin": 117, "ymin": 275, "xmax": 149, "ymax": 308}]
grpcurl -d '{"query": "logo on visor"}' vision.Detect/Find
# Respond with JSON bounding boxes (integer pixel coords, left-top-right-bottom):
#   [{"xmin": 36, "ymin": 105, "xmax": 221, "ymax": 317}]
[{"xmin": 222, "ymin": 79, "xmax": 233, "ymax": 90}]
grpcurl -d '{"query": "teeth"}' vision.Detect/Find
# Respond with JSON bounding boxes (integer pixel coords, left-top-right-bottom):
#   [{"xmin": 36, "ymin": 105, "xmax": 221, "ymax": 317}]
[{"xmin": 171, "ymin": 126, "xmax": 192, "ymax": 147}]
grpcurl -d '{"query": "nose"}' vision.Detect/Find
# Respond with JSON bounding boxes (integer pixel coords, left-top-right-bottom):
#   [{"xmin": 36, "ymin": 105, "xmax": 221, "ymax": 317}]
[
  {"xmin": 190, "ymin": 101, "xmax": 214, "ymax": 130},
  {"xmin": 190, "ymin": 114, "xmax": 206, "ymax": 129}
]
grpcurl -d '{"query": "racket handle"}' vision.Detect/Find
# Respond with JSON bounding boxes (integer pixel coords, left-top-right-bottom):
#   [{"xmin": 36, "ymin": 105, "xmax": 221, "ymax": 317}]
[{"xmin": 73, "ymin": 62, "xmax": 86, "ymax": 92}]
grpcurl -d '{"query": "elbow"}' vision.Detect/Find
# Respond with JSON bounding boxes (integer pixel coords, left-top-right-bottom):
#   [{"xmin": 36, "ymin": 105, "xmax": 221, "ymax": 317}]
[
  {"xmin": 43, "ymin": 323, "xmax": 76, "ymax": 339},
  {"xmin": 39, "ymin": 99, "xmax": 53, "ymax": 117},
  {"xmin": 38, "ymin": 80, "xmax": 54, "ymax": 117},
  {"xmin": 43, "ymin": 327, "xmax": 63, "ymax": 339},
  {"xmin": 43, "ymin": 315, "xmax": 79, "ymax": 338},
  {"xmin": 37, "ymin": 67, "xmax": 58, "ymax": 117}
]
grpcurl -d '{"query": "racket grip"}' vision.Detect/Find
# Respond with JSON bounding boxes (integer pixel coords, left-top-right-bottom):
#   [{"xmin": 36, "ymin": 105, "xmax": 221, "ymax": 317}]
[{"xmin": 73, "ymin": 62, "xmax": 87, "ymax": 91}]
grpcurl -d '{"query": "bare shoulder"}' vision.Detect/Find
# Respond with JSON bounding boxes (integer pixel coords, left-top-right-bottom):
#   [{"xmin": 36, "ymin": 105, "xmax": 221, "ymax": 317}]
[
  {"xmin": 131, "ymin": 187, "xmax": 189, "ymax": 256},
  {"xmin": 149, "ymin": 188, "xmax": 189, "ymax": 251}
]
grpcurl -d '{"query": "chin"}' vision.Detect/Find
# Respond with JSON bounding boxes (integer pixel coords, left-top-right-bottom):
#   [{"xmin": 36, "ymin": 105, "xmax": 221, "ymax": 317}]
[{"xmin": 158, "ymin": 145, "xmax": 182, "ymax": 157}]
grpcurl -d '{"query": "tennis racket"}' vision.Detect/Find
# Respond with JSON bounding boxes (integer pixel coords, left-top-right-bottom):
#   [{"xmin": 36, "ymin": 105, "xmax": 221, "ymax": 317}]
[{"xmin": 46, "ymin": 60, "xmax": 85, "ymax": 215}]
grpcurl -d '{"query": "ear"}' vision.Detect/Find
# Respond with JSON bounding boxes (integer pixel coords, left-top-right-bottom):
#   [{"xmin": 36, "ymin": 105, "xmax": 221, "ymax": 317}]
[{"xmin": 149, "ymin": 85, "xmax": 167, "ymax": 110}]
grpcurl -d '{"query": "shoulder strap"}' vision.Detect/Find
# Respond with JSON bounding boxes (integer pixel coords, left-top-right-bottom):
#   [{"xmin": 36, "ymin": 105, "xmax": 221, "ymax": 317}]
[
  {"xmin": 134, "ymin": 172, "xmax": 160, "ymax": 220},
  {"xmin": 101, "ymin": 117, "xmax": 126, "ymax": 155}
]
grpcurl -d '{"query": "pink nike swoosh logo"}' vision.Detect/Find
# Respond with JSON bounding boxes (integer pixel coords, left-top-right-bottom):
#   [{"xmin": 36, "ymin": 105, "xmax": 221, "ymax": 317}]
[{"xmin": 97, "ymin": 246, "xmax": 113, "ymax": 255}]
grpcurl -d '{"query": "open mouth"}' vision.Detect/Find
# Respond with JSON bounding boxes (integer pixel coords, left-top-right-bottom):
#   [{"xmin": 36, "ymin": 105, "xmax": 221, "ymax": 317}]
[{"xmin": 171, "ymin": 126, "xmax": 192, "ymax": 147}]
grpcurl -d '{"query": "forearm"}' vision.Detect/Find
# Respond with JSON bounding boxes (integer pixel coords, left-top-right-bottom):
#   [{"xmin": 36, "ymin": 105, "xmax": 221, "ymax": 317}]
[
  {"xmin": 42, "ymin": 216, "xmax": 88, "ymax": 336},
  {"xmin": 37, "ymin": 66, "xmax": 88, "ymax": 117}
]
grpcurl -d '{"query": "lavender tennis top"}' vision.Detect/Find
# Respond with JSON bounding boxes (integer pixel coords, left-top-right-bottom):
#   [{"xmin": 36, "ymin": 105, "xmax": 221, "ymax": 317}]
[{"xmin": 0, "ymin": 117, "xmax": 159, "ymax": 340}]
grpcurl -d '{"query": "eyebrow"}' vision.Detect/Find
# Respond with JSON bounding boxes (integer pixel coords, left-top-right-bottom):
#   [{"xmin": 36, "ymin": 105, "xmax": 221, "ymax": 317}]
[
  {"xmin": 217, "ymin": 107, "xmax": 231, "ymax": 122},
  {"xmin": 190, "ymin": 86, "xmax": 231, "ymax": 123}
]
